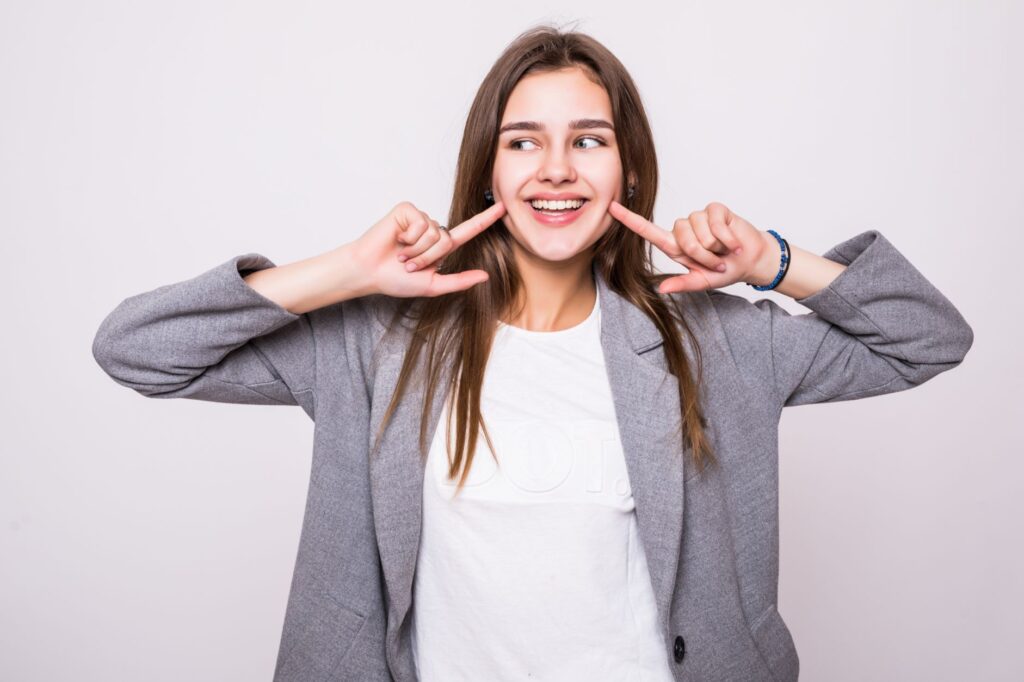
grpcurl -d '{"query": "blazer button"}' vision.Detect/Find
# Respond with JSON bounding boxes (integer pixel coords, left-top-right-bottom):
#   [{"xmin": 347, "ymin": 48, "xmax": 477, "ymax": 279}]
[{"xmin": 673, "ymin": 635, "xmax": 686, "ymax": 663}]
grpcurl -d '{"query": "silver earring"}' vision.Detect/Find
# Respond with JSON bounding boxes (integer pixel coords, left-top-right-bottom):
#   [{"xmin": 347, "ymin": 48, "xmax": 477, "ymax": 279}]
[
  {"xmin": 484, "ymin": 188, "xmax": 494, "ymax": 202},
  {"xmin": 626, "ymin": 185, "xmax": 636, "ymax": 200}
]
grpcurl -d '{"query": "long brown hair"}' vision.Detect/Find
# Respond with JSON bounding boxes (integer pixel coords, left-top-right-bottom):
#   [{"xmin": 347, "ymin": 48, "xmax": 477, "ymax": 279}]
[{"xmin": 373, "ymin": 24, "xmax": 716, "ymax": 496}]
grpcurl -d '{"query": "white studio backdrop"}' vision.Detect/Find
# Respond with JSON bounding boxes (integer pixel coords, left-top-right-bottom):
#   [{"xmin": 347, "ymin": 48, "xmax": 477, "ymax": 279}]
[{"xmin": 1, "ymin": 1, "xmax": 1020, "ymax": 680}]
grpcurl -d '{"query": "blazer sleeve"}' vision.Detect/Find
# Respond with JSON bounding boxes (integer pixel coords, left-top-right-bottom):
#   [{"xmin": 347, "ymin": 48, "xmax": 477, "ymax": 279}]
[
  {"xmin": 92, "ymin": 253, "xmax": 319, "ymax": 420},
  {"xmin": 707, "ymin": 229, "xmax": 974, "ymax": 410}
]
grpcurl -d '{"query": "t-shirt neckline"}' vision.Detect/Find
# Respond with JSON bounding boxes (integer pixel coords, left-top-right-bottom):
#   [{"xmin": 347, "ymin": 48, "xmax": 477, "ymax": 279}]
[{"xmin": 496, "ymin": 286, "xmax": 600, "ymax": 339}]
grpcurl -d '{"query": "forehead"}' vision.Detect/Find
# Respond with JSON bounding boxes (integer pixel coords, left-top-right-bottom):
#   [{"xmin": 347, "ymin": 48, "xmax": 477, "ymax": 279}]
[{"xmin": 500, "ymin": 67, "xmax": 612, "ymax": 126}]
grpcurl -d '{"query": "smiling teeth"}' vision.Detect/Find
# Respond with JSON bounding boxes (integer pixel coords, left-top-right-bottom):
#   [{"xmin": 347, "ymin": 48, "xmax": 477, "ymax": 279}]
[{"xmin": 529, "ymin": 199, "xmax": 585, "ymax": 210}]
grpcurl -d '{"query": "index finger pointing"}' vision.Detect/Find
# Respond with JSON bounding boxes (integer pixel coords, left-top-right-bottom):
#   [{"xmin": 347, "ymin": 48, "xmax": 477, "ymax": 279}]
[
  {"xmin": 447, "ymin": 200, "xmax": 507, "ymax": 248},
  {"xmin": 608, "ymin": 200, "xmax": 678, "ymax": 256}
]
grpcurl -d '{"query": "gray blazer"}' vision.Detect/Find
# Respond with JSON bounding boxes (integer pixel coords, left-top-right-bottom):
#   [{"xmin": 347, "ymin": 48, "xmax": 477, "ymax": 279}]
[{"xmin": 92, "ymin": 229, "xmax": 973, "ymax": 681}]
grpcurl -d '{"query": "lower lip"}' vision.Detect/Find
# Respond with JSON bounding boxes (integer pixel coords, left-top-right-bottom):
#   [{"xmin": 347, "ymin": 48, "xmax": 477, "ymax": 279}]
[{"xmin": 526, "ymin": 200, "xmax": 589, "ymax": 226}]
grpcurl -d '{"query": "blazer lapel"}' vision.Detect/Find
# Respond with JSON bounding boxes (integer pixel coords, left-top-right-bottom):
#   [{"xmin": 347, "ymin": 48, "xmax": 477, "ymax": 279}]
[
  {"xmin": 367, "ymin": 336, "xmax": 451, "ymax": 666},
  {"xmin": 593, "ymin": 265, "xmax": 688, "ymax": 639},
  {"xmin": 367, "ymin": 263, "xmax": 687, "ymax": 654}
]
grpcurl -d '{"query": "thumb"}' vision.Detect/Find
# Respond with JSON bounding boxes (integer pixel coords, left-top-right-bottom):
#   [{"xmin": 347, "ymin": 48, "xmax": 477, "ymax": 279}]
[
  {"xmin": 657, "ymin": 272, "xmax": 713, "ymax": 294},
  {"xmin": 426, "ymin": 270, "xmax": 490, "ymax": 297}
]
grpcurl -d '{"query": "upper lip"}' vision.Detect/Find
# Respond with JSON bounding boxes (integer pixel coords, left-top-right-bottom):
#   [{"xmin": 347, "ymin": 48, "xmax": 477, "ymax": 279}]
[{"xmin": 525, "ymin": 193, "xmax": 589, "ymax": 201}]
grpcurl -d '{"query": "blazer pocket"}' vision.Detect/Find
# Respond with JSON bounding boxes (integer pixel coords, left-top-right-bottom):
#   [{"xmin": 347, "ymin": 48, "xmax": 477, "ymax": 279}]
[
  {"xmin": 275, "ymin": 595, "xmax": 368, "ymax": 680},
  {"xmin": 748, "ymin": 605, "xmax": 799, "ymax": 682}
]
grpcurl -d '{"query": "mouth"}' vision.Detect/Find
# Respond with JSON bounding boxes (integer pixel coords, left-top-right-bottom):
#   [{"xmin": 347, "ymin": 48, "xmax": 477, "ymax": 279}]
[{"xmin": 524, "ymin": 199, "xmax": 590, "ymax": 227}]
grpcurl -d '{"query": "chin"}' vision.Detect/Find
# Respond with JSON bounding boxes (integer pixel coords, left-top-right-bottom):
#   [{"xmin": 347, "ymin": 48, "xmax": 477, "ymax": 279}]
[
  {"xmin": 518, "ymin": 226, "xmax": 606, "ymax": 263},
  {"xmin": 526, "ymin": 241, "xmax": 588, "ymax": 263}
]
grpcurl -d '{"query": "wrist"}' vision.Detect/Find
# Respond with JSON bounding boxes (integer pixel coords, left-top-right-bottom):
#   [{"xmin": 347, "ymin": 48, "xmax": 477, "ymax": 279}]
[
  {"xmin": 747, "ymin": 231, "xmax": 783, "ymax": 287},
  {"xmin": 322, "ymin": 242, "xmax": 377, "ymax": 302}
]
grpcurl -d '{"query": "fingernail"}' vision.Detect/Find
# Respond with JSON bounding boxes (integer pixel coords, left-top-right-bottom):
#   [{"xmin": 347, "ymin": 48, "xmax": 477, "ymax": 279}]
[
  {"xmin": 717, "ymin": 263, "xmax": 727, "ymax": 272},
  {"xmin": 405, "ymin": 261, "xmax": 418, "ymax": 271},
  {"xmin": 397, "ymin": 254, "xmax": 407, "ymax": 262}
]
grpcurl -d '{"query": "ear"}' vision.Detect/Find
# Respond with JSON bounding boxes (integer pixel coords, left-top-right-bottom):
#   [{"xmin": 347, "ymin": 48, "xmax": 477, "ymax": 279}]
[{"xmin": 627, "ymin": 171, "xmax": 638, "ymax": 188}]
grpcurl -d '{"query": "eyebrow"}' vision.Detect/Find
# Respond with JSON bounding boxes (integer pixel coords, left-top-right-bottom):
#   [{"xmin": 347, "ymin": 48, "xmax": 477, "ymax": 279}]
[{"xmin": 498, "ymin": 118, "xmax": 615, "ymax": 135}]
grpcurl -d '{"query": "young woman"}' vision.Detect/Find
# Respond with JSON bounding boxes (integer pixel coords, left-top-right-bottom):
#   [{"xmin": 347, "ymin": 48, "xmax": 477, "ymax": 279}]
[{"xmin": 93, "ymin": 26, "xmax": 973, "ymax": 682}]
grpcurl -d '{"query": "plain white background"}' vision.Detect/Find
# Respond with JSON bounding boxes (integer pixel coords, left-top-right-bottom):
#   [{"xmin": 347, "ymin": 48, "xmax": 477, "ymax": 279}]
[{"xmin": 2, "ymin": 1, "xmax": 1019, "ymax": 680}]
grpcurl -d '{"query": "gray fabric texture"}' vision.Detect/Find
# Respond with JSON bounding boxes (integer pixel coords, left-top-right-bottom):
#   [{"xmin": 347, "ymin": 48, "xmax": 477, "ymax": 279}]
[{"xmin": 92, "ymin": 229, "xmax": 974, "ymax": 681}]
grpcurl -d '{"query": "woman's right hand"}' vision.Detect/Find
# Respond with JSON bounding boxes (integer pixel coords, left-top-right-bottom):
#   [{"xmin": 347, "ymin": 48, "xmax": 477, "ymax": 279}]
[{"xmin": 349, "ymin": 200, "xmax": 507, "ymax": 298}]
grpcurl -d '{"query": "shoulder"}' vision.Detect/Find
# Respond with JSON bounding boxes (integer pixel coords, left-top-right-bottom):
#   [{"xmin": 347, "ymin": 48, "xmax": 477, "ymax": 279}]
[
  {"xmin": 702, "ymin": 287, "xmax": 784, "ymax": 331},
  {"xmin": 662, "ymin": 287, "xmax": 778, "ymax": 388},
  {"xmin": 306, "ymin": 292, "xmax": 414, "ymax": 355}
]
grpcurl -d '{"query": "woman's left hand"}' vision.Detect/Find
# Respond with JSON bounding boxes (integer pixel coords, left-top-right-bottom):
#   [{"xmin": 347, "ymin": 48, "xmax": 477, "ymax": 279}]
[{"xmin": 608, "ymin": 200, "xmax": 777, "ymax": 294}]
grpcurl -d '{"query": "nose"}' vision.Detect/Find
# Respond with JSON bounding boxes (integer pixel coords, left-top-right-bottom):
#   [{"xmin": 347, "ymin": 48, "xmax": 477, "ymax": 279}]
[{"xmin": 537, "ymin": 146, "xmax": 577, "ymax": 185}]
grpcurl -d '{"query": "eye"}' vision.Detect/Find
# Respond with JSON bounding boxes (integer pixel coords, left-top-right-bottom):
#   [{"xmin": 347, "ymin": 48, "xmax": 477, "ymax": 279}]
[
  {"xmin": 509, "ymin": 139, "xmax": 539, "ymax": 151},
  {"xmin": 508, "ymin": 136, "xmax": 607, "ymax": 151}
]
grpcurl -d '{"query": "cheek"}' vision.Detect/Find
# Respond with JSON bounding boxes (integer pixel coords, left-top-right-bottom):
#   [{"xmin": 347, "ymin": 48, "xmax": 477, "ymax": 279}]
[{"xmin": 492, "ymin": 169, "xmax": 527, "ymax": 197}]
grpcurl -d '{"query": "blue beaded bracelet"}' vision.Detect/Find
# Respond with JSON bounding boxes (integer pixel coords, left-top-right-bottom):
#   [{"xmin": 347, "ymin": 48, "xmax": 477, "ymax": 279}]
[{"xmin": 746, "ymin": 229, "xmax": 791, "ymax": 291}]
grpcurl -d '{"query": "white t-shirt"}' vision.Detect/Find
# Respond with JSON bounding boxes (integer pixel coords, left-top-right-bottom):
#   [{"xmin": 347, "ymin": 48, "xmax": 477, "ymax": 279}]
[{"xmin": 410, "ymin": 284, "xmax": 675, "ymax": 681}]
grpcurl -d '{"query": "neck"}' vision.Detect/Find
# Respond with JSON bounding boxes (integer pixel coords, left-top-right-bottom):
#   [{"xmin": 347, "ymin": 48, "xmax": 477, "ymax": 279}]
[{"xmin": 502, "ymin": 243, "xmax": 596, "ymax": 332}]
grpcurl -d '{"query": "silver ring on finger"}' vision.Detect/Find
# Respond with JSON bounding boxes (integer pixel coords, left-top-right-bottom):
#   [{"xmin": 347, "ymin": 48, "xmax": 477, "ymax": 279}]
[{"xmin": 437, "ymin": 224, "xmax": 449, "ymax": 232}]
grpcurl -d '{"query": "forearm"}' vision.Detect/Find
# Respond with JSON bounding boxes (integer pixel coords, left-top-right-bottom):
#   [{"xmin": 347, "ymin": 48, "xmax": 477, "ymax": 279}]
[
  {"xmin": 243, "ymin": 243, "xmax": 373, "ymax": 314},
  {"xmin": 747, "ymin": 231, "xmax": 848, "ymax": 301}
]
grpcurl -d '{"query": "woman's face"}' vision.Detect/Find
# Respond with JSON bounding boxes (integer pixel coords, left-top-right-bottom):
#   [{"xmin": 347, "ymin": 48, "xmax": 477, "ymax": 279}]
[{"xmin": 492, "ymin": 66, "xmax": 627, "ymax": 265}]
